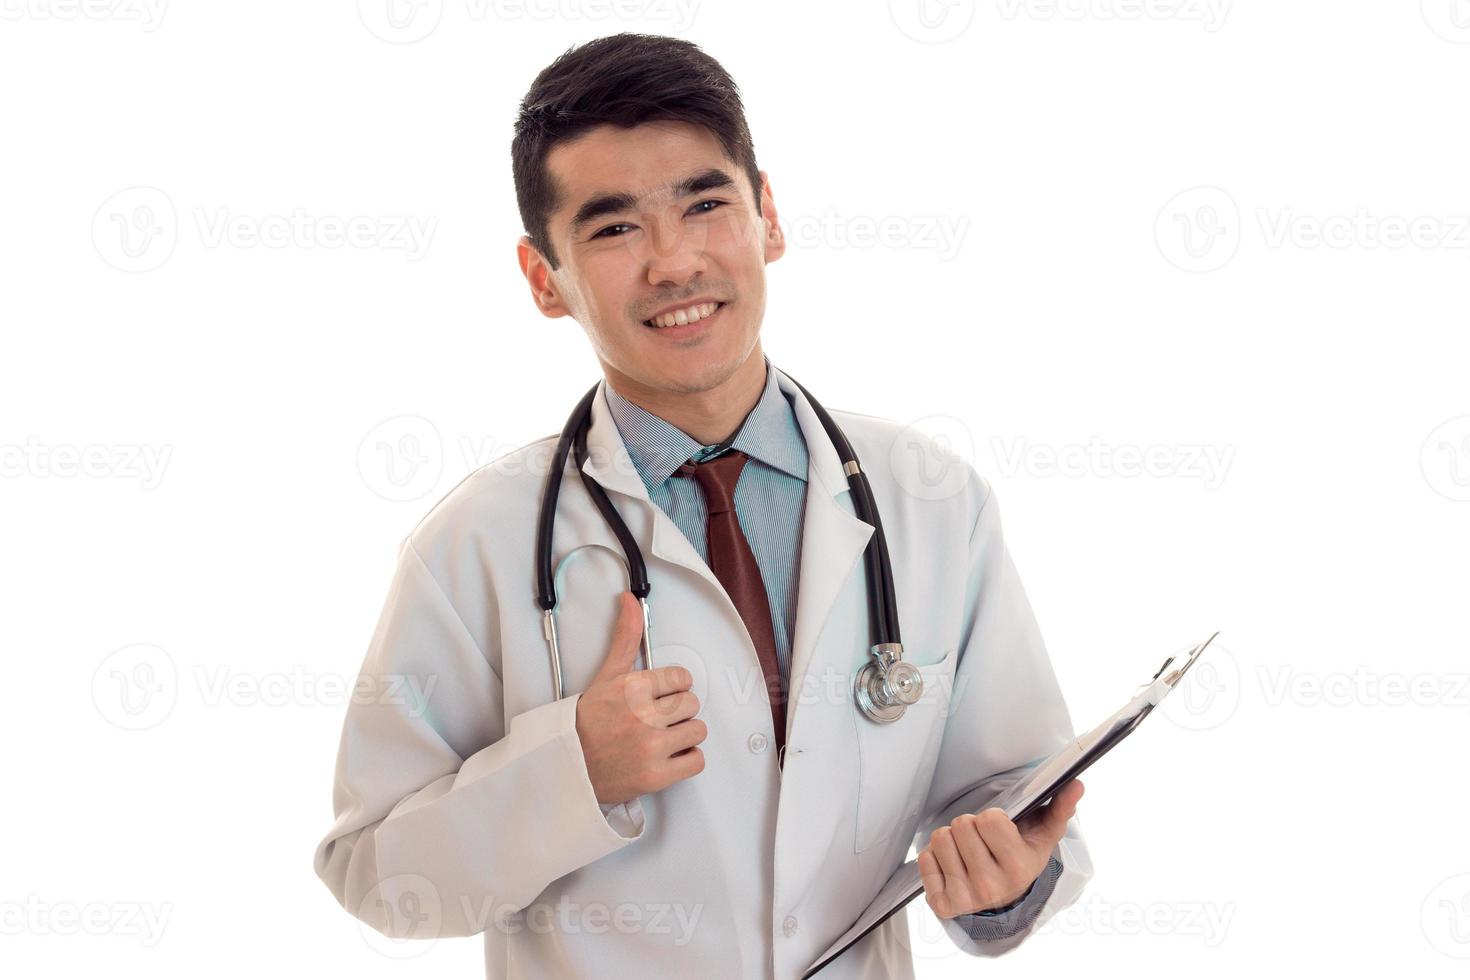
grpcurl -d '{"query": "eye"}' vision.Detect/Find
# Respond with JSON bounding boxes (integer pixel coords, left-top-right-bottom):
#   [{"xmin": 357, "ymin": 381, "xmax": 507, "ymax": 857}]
[
  {"xmin": 592, "ymin": 223, "xmax": 633, "ymax": 240},
  {"xmin": 591, "ymin": 201, "xmax": 725, "ymax": 240}
]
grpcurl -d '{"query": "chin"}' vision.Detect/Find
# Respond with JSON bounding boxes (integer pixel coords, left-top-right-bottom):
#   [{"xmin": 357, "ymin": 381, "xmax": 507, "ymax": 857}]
[{"xmin": 651, "ymin": 350, "xmax": 741, "ymax": 394}]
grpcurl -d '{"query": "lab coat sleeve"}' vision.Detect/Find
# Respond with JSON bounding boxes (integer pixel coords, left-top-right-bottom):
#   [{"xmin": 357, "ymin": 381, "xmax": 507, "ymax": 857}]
[
  {"xmin": 908, "ymin": 479, "xmax": 1094, "ymax": 957},
  {"xmin": 312, "ymin": 537, "xmax": 645, "ymax": 940}
]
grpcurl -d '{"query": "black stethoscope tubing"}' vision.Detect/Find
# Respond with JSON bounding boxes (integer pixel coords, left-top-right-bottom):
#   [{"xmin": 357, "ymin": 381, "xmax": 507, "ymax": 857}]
[{"xmin": 534, "ymin": 373, "xmax": 903, "ymax": 693}]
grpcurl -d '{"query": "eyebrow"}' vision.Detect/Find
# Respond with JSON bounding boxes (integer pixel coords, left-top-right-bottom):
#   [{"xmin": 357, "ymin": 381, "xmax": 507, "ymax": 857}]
[{"xmin": 567, "ymin": 168, "xmax": 738, "ymax": 237}]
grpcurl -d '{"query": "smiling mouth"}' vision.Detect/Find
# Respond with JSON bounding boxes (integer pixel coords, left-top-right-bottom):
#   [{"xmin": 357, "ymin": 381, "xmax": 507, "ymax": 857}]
[{"xmin": 642, "ymin": 301, "xmax": 726, "ymax": 329}]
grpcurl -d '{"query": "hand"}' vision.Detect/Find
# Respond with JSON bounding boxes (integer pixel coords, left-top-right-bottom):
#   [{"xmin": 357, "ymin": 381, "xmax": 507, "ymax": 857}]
[
  {"xmin": 574, "ymin": 591, "xmax": 708, "ymax": 805},
  {"xmin": 917, "ymin": 778, "xmax": 1084, "ymax": 919}
]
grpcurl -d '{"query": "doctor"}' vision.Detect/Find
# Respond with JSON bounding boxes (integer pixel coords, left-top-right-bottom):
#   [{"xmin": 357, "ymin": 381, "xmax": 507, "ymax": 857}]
[{"xmin": 313, "ymin": 32, "xmax": 1092, "ymax": 980}]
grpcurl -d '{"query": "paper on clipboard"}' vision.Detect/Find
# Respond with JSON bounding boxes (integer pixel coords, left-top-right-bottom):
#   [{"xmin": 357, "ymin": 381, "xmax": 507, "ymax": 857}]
[{"xmin": 801, "ymin": 633, "xmax": 1217, "ymax": 979}]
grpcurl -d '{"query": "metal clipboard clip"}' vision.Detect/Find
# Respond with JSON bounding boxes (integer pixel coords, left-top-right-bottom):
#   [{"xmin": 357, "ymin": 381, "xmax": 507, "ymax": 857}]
[{"xmin": 1146, "ymin": 631, "xmax": 1219, "ymax": 690}]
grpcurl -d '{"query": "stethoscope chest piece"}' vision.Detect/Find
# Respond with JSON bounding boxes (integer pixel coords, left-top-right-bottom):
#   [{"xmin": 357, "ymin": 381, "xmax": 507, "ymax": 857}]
[{"xmin": 854, "ymin": 642, "xmax": 924, "ymax": 724}]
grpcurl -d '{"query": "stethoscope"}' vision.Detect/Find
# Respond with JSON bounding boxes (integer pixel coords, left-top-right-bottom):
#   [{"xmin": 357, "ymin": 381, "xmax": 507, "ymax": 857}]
[{"xmin": 534, "ymin": 372, "xmax": 925, "ymax": 724}]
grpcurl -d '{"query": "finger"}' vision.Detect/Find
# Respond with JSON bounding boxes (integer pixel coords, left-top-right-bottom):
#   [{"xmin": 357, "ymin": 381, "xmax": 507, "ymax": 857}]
[
  {"xmin": 623, "ymin": 663, "xmax": 692, "ymax": 705},
  {"xmin": 642, "ymin": 689, "xmax": 700, "ymax": 727},
  {"xmin": 663, "ymin": 745, "xmax": 705, "ymax": 783},
  {"xmin": 929, "ymin": 827, "xmax": 970, "ymax": 896},
  {"xmin": 952, "ymin": 814, "xmax": 1006, "ymax": 887},
  {"xmin": 1020, "ymin": 779, "xmax": 1084, "ymax": 850},
  {"xmin": 591, "ymin": 592, "xmax": 647, "ymax": 684},
  {"xmin": 661, "ymin": 717, "xmax": 708, "ymax": 754},
  {"xmin": 917, "ymin": 852, "xmax": 952, "ymax": 922},
  {"xmin": 970, "ymin": 809, "xmax": 1031, "ymax": 878},
  {"xmin": 646, "ymin": 664, "xmax": 695, "ymax": 699},
  {"xmin": 917, "ymin": 847, "xmax": 948, "ymax": 902}
]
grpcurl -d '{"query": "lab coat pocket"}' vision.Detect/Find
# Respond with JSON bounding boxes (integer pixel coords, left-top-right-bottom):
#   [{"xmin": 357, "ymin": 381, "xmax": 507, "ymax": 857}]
[{"xmin": 852, "ymin": 648, "xmax": 956, "ymax": 854}]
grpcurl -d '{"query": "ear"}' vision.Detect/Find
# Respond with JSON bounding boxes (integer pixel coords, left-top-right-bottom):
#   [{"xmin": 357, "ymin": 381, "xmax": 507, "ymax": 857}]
[
  {"xmin": 517, "ymin": 234, "xmax": 572, "ymax": 318},
  {"xmin": 756, "ymin": 170, "xmax": 785, "ymax": 265}
]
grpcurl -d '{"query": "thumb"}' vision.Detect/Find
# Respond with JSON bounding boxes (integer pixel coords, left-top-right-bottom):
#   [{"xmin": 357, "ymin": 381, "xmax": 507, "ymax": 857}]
[
  {"xmin": 1021, "ymin": 778, "xmax": 1084, "ymax": 850},
  {"xmin": 591, "ymin": 591, "xmax": 646, "ymax": 685}
]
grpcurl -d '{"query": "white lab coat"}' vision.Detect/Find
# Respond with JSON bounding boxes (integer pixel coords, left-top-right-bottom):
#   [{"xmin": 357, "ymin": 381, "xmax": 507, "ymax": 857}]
[{"xmin": 313, "ymin": 364, "xmax": 1092, "ymax": 979}]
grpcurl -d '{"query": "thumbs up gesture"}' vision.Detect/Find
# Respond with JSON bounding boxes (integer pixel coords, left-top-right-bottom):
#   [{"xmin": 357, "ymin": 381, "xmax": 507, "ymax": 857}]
[{"xmin": 574, "ymin": 592, "xmax": 708, "ymax": 805}]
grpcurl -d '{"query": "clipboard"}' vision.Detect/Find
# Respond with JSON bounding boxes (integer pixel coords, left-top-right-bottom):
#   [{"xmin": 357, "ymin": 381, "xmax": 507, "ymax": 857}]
[{"xmin": 802, "ymin": 633, "xmax": 1218, "ymax": 978}]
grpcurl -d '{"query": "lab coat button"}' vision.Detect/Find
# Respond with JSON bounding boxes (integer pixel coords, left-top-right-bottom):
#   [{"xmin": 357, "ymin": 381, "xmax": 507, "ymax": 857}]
[
  {"xmin": 748, "ymin": 732, "xmax": 769, "ymax": 753},
  {"xmin": 782, "ymin": 915, "xmax": 798, "ymax": 937}
]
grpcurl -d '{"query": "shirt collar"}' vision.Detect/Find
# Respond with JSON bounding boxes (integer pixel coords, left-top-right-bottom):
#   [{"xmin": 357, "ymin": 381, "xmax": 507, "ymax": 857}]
[{"xmin": 603, "ymin": 355, "xmax": 809, "ymax": 491}]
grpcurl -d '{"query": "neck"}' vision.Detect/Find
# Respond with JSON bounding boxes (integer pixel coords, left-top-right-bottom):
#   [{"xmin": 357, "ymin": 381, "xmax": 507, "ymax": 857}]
[{"xmin": 607, "ymin": 349, "xmax": 769, "ymax": 446}]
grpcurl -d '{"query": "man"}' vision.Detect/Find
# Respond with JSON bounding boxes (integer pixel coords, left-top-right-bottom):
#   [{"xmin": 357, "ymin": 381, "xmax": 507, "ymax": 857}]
[{"xmin": 314, "ymin": 32, "xmax": 1091, "ymax": 979}]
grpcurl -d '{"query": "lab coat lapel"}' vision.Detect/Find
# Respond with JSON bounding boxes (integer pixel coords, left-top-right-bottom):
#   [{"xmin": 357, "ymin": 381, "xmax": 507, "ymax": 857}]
[{"xmin": 771, "ymin": 367, "xmax": 876, "ymax": 734}]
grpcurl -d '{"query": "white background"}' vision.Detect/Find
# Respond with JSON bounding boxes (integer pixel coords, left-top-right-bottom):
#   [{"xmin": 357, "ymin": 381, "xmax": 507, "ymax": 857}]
[{"xmin": 3, "ymin": 1, "xmax": 1468, "ymax": 976}]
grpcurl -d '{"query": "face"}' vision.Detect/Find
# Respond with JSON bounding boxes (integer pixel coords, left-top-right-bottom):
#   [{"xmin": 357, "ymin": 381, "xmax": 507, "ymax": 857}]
[{"xmin": 518, "ymin": 120, "xmax": 785, "ymax": 397}]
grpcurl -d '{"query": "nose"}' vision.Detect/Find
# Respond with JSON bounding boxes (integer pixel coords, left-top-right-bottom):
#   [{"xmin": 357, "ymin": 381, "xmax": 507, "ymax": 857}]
[{"xmin": 645, "ymin": 205, "xmax": 707, "ymax": 287}]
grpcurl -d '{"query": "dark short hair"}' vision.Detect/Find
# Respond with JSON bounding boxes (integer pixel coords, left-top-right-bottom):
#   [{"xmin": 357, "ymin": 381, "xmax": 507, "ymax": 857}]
[{"xmin": 512, "ymin": 33, "xmax": 763, "ymax": 271}]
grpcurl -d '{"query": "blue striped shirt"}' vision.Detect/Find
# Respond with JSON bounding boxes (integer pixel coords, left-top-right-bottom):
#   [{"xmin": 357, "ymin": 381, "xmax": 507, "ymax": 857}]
[{"xmin": 603, "ymin": 354, "xmax": 1060, "ymax": 944}]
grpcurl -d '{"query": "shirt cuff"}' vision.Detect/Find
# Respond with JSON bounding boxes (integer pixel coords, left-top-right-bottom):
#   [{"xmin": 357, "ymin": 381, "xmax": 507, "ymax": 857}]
[
  {"xmin": 955, "ymin": 855, "xmax": 1063, "ymax": 941},
  {"xmin": 598, "ymin": 798, "xmax": 646, "ymax": 839}
]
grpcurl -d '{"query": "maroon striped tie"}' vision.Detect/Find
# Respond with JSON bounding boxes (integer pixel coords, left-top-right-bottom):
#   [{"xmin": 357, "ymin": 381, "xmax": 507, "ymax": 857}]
[{"xmin": 673, "ymin": 450, "xmax": 786, "ymax": 762}]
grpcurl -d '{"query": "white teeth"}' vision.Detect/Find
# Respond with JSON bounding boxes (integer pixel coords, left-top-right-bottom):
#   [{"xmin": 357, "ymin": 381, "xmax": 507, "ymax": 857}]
[{"xmin": 649, "ymin": 302, "xmax": 719, "ymax": 328}]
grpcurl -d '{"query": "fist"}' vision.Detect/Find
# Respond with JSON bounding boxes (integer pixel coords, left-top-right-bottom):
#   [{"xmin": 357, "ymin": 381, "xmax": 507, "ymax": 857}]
[
  {"xmin": 917, "ymin": 779, "xmax": 1084, "ymax": 918},
  {"xmin": 574, "ymin": 592, "xmax": 708, "ymax": 805}
]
